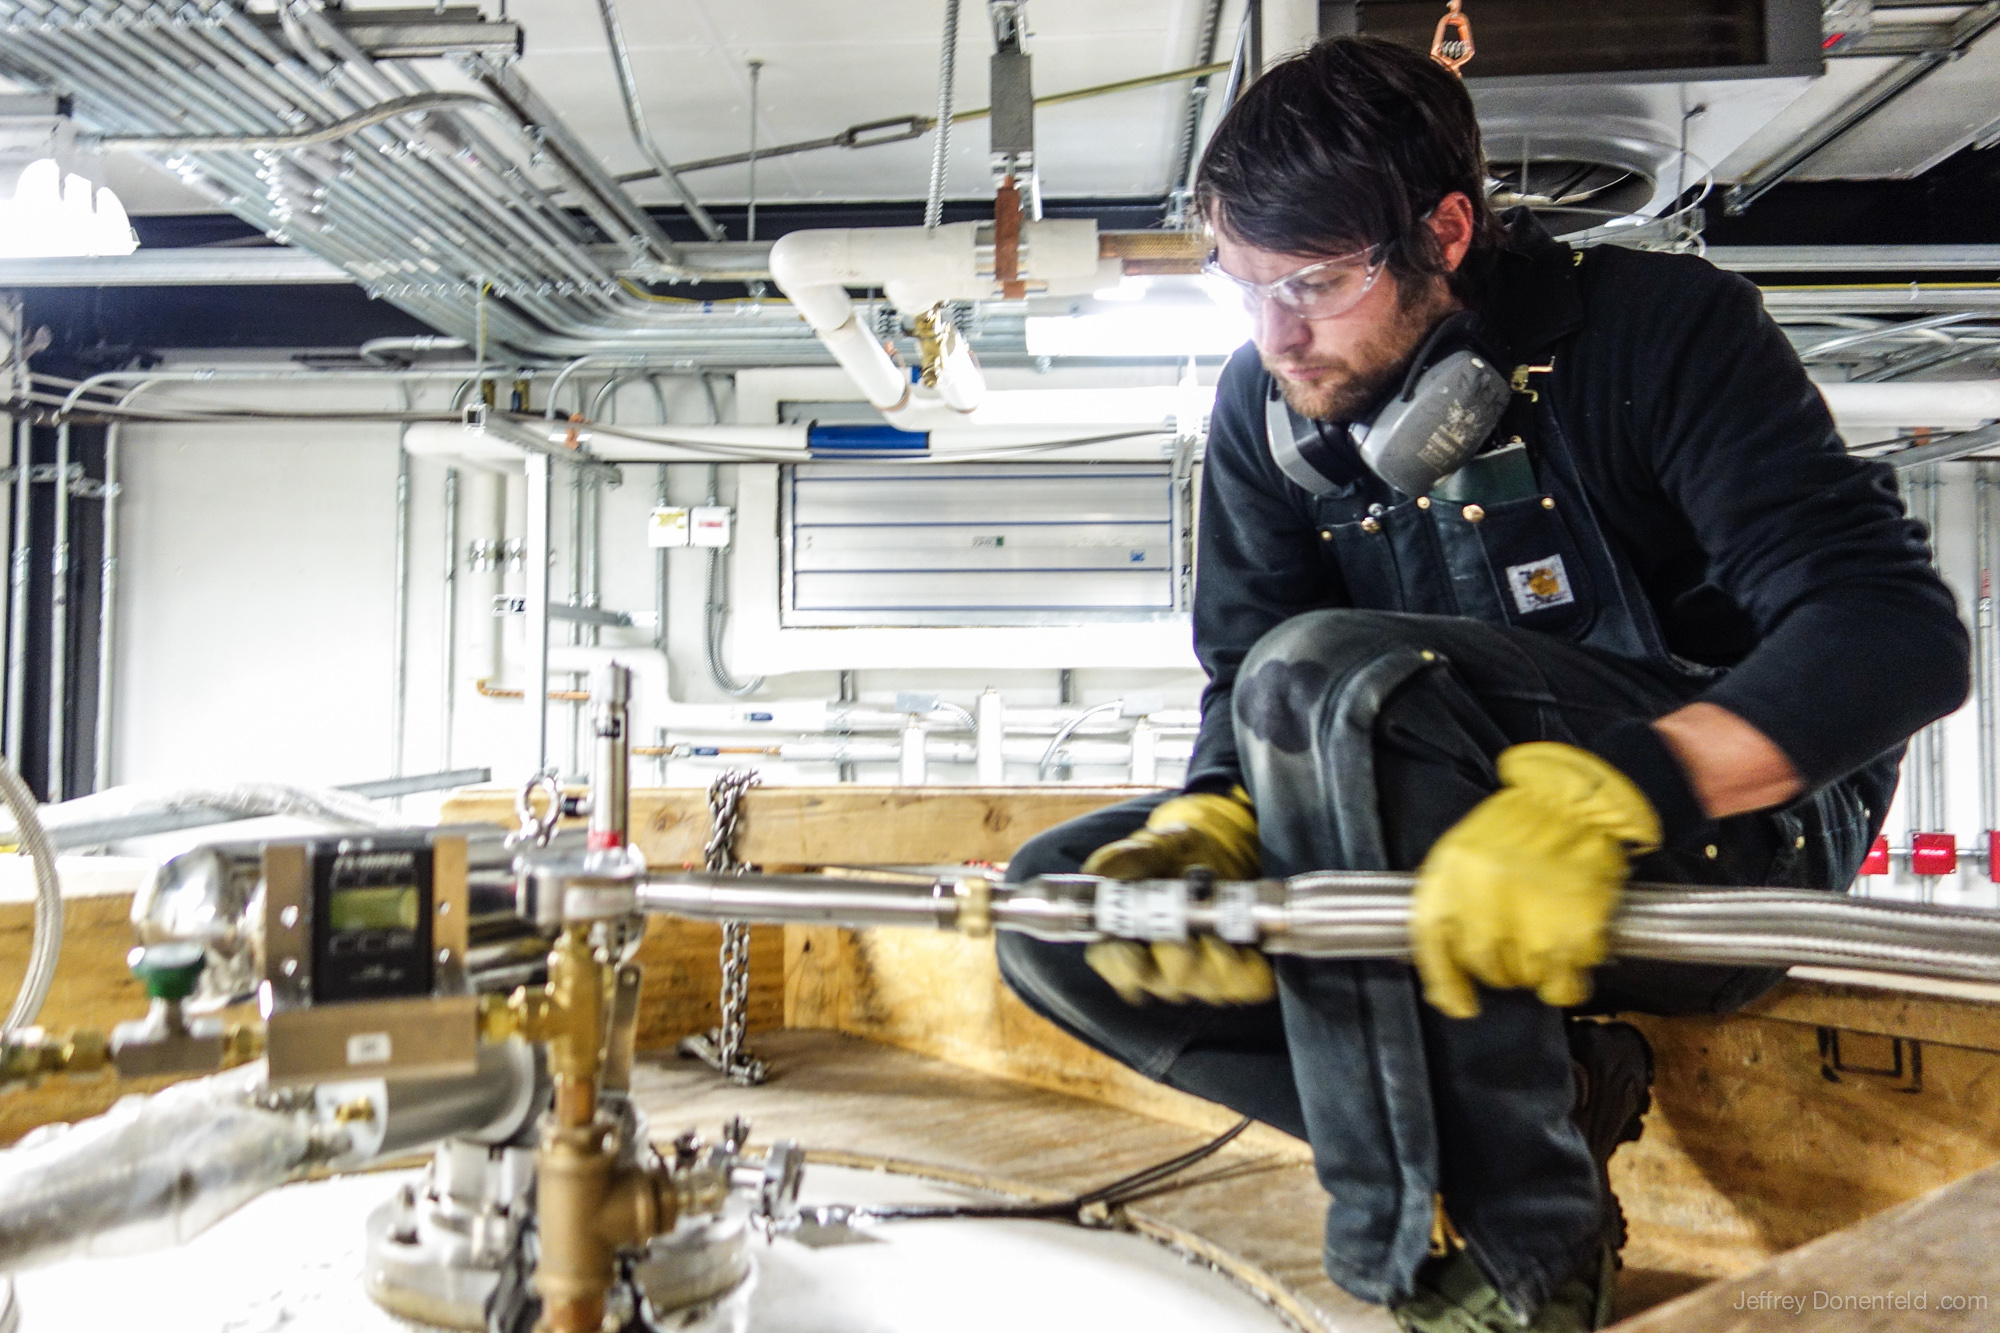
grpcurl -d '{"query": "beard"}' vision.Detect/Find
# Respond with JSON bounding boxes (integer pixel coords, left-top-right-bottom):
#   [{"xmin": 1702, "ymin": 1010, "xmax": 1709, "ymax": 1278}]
[{"xmin": 1263, "ymin": 281, "xmax": 1458, "ymax": 423}]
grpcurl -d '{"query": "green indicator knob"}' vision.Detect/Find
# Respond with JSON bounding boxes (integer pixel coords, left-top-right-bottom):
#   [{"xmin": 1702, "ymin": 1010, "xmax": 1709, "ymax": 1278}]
[{"xmin": 127, "ymin": 943, "xmax": 206, "ymax": 1002}]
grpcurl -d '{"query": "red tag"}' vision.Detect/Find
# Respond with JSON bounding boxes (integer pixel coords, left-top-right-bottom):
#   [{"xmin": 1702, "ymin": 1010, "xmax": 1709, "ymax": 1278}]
[
  {"xmin": 1911, "ymin": 832, "xmax": 1957, "ymax": 876},
  {"xmin": 1990, "ymin": 830, "xmax": 2000, "ymax": 884},
  {"xmin": 586, "ymin": 830, "xmax": 624, "ymax": 851},
  {"xmin": 1859, "ymin": 835, "xmax": 1890, "ymax": 876}
]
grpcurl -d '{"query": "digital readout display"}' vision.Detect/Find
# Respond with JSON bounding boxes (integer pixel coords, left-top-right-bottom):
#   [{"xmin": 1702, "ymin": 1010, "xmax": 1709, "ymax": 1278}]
[
  {"xmin": 310, "ymin": 842, "xmax": 433, "ymax": 1004},
  {"xmin": 327, "ymin": 883, "xmax": 420, "ymax": 932}
]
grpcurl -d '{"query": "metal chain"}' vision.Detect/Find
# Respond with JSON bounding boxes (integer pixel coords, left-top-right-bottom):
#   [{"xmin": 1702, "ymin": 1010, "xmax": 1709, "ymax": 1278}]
[{"xmin": 678, "ymin": 769, "xmax": 767, "ymax": 1085}]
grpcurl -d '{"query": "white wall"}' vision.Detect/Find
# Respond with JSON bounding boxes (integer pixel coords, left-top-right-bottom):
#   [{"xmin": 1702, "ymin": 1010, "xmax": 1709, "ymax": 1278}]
[
  {"xmin": 116, "ymin": 388, "xmax": 402, "ymax": 789},
  {"xmin": 1863, "ymin": 461, "xmax": 1997, "ymax": 908}
]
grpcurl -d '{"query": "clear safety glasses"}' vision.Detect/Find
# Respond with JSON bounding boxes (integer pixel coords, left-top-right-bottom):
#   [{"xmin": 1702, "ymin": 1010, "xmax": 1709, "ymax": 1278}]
[{"xmin": 1201, "ymin": 244, "xmax": 1386, "ymax": 322}]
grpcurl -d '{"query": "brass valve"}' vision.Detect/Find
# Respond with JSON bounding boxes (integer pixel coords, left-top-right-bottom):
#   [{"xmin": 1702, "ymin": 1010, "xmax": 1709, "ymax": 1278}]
[{"xmin": 911, "ymin": 305, "xmax": 965, "ymax": 390}]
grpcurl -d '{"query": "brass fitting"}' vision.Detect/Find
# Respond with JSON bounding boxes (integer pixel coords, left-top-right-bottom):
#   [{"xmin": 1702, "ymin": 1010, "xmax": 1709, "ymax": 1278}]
[
  {"xmin": 0, "ymin": 1029, "xmax": 110, "ymax": 1086},
  {"xmin": 480, "ymin": 988, "xmax": 553, "ymax": 1045},
  {"xmin": 535, "ymin": 1120, "xmax": 616, "ymax": 1332},
  {"xmin": 220, "ymin": 1021, "xmax": 264, "ymax": 1068},
  {"xmin": 521, "ymin": 925, "xmax": 638, "ymax": 1332},
  {"xmin": 911, "ymin": 305, "xmax": 960, "ymax": 389},
  {"xmin": 483, "ymin": 926, "xmax": 605, "ymax": 1124},
  {"xmin": 533, "ymin": 1117, "xmax": 682, "ymax": 1333},
  {"xmin": 332, "ymin": 1096, "xmax": 378, "ymax": 1125},
  {"xmin": 955, "ymin": 875, "xmax": 993, "ymax": 938},
  {"xmin": 545, "ymin": 926, "xmax": 605, "ymax": 1127},
  {"xmin": 60, "ymin": 1029, "xmax": 110, "ymax": 1075}
]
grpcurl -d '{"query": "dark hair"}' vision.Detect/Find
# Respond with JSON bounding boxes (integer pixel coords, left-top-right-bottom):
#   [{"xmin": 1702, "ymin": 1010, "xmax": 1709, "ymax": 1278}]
[{"xmin": 1194, "ymin": 37, "xmax": 1503, "ymax": 302}]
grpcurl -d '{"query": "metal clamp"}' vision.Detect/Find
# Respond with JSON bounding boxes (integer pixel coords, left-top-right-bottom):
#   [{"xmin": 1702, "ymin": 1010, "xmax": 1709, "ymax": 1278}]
[
  {"xmin": 510, "ymin": 771, "xmax": 562, "ymax": 849},
  {"xmin": 1093, "ymin": 878, "xmax": 1190, "ymax": 942}
]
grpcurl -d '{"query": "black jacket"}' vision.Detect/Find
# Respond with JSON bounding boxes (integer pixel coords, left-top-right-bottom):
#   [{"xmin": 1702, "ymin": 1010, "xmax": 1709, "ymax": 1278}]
[{"xmin": 1186, "ymin": 215, "xmax": 1969, "ymax": 823}]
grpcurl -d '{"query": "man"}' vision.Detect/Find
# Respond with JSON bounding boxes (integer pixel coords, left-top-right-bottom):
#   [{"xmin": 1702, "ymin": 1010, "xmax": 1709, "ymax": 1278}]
[{"xmin": 997, "ymin": 36, "xmax": 1968, "ymax": 1333}]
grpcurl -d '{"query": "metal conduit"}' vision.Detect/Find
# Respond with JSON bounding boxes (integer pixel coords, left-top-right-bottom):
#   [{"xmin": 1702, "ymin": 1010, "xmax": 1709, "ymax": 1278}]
[
  {"xmin": 440, "ymin": 466, "xmax": 460, "ymax": 772},
  {"xmin": 0, "ymin": 0, "xmax": 684, "ymax": 350},
  {"xmin": 638, "ymin": 870, "xmax": 2000, "ymax": 989},
  {"xmin": 924, "ymin": 0, "xmax": 963, "ymax": 229},
  {"xmin": 592, "ymin": 0, "xmax": 724, "ymax": 242},
  {"xmin": 46, "ymin": 421, "xmax": 69, "ymax": 799},
  {"xmin": 1983, "ymin": 464, "xmax": 2000, "ymax": 843},
  {"xmin": 5, "ymin": 418, "xmax": 29, "ymax": 775}
]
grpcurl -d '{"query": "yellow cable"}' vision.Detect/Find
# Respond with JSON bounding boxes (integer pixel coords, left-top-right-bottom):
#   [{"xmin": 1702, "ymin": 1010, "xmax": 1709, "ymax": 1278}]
[{"xmin": 617, "ymin": 278, "xmax": 788, "ymax": 306}]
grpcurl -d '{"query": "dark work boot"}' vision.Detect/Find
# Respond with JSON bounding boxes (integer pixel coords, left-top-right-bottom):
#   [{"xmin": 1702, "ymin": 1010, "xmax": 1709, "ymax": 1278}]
[{"xmin": 1565, "ymin": 1018, "xmax": 1654, "ymax": 1260}]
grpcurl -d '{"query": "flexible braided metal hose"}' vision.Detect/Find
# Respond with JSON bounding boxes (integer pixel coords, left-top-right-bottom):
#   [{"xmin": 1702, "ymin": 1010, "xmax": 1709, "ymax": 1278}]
[
  {"xmin": 640, "ymin": 869, "xmax": 2000, "ymax": 989},
  {"xmin": 0, "ymin": 763, "xmax": 61, "ymax": 1033}
]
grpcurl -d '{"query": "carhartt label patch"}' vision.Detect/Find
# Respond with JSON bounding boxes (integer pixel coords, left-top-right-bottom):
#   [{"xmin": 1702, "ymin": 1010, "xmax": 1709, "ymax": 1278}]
[{"xmin": 1506, "ymin": 555, "xmax": 1575, "ymax": 613}]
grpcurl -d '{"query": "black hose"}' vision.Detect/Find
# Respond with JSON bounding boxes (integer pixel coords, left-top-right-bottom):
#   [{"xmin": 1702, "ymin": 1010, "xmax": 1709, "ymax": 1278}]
[{"xmin": 861, "ymin": 1116, "xmax": 1254, "ymax": 1224}]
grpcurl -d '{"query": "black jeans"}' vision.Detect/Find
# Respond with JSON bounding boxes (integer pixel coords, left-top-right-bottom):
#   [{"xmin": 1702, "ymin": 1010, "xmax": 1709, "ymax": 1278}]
[{"xmin": 998, "ymin": 611, "xmax": 1875, "ymax": 1317}]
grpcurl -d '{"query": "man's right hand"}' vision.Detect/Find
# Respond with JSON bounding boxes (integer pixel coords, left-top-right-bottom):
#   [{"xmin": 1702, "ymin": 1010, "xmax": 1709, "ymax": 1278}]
[{"xmin": 1081, "ymin": 789, "xmax": 1273, "ymax": 1006}]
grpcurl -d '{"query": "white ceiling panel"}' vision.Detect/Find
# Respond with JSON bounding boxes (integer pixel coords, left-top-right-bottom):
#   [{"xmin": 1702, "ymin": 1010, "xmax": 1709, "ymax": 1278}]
[{"xmin": 1710, "ymin": 55, "xmax": 1904, "ymax": 184}]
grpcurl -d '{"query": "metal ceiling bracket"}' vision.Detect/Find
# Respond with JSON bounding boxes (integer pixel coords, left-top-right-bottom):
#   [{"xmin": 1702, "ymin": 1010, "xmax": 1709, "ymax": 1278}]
[{"xmin": 1725, "ymin": 0, "xmax": 2000, "ymax": 215}]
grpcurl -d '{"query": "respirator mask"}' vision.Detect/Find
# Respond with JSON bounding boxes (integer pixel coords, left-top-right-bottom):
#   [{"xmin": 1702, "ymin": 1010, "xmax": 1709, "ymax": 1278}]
[{"xmin": 1266, "ymin": 311, "xmax": 1512, "ymax": 498}]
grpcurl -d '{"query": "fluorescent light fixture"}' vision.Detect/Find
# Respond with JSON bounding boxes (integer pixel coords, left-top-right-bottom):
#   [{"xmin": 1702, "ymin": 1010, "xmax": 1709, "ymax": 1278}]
[
  {"xmin": 1025, "ymin": 304, "xmax": 1252, "ymax": 359},
  {"xmin": 0, "ymin": 98, "xmax": 139, "ymax": 259},
  {"xmin": 1091, "ymin": 275, "xmax": 1152, "ymax": 302},
  {"xmin": 0, "ymin": 158, "xmax": 138, "ymax": 259}
]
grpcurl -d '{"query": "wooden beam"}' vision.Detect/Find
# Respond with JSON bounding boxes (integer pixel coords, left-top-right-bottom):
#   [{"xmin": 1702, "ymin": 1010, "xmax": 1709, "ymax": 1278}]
[
  {"xmin": 441, "ymin": 785, "xmax": 1141, "ymax": 866},
  {"xmin": 1741, "ymin": 974, "xmax": 2000, "ymax": 1054}
]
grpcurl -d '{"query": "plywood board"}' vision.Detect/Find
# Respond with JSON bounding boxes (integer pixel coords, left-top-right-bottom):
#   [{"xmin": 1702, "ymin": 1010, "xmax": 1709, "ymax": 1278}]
[
  {"xmin": 1609, "ymin": 1162, "xmax": 2000, "ymax": 1331},
  {"xmin": 0, "ymin": 893, "xmax": 160, "ymax": 1145}
]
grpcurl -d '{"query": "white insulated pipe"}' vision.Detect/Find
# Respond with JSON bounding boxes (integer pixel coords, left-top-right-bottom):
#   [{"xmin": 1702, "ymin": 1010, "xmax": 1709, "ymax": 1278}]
[
  {"xmin": 766, "ymin": 220, "xmax": 1114, "ymax": 429},
  {"xmin": 769, "ymin": 223, "xmax": 983, "ymax": 421},
  {"xmin": 976, "ymin": 689, "xmax": 1005, "ymax": 784},
  {"xmin": 1818, "ymin": 381, "xmax": 2000, "ymax": 431}
]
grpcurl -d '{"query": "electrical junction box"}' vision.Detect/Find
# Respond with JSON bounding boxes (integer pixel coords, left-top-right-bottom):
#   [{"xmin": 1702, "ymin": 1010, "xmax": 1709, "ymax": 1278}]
[
  {"xmin": 691, "ymin": 506, "xmax": 733, "ymax": 548},
  {"xmin": 648, "ymin": 506, "xmax": 691, "ymax": 548}
]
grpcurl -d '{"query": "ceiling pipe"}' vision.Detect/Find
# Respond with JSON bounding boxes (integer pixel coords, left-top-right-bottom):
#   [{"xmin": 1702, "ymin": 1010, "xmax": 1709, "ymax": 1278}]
[
  {"xmin": 766, "ymin": 220, "xmax": 1112, "ymax": 428},
  {"xmin": 1818, "ymin": 381, "xmax": 2000, "ymax": 430}
]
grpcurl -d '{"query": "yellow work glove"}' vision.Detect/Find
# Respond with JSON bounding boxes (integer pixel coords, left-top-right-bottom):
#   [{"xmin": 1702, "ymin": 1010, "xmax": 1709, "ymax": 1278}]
[
  {"xmin": 1082, "ymin": 789, "xmax": 1273, "ymax": 1006},
  {"xmin": 1411, "ymin": 743, "xmax": 1661, "ymax": 1019},
  {"xmin": 1081, "ymin": 789, "xmax": 1261, "ymax": 882}
]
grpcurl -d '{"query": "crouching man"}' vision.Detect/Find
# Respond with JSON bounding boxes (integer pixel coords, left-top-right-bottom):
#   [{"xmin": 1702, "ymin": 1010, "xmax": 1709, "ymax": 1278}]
[{"xmin": 999, "ymin": 36, "xmax": 1967, "ymax": 1333}]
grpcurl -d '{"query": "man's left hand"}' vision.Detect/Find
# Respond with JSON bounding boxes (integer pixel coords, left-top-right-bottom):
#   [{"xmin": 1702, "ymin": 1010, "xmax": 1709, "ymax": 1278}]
[{"xmin": 1410, "ymin": 743, "xmax": 1663, "ymax": 1019}]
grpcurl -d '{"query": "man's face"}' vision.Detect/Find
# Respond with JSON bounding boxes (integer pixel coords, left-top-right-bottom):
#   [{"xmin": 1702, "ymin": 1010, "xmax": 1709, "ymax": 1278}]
[{"xmin": 1214, "ymin": 231, "xmax": 1457, "ymax": 423}]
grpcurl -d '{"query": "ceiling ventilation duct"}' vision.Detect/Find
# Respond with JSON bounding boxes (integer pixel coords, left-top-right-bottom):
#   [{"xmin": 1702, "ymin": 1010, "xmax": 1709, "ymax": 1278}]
[{"xmin": 1323, "ymin": 0, "xmax": 1827, "ymax": 245}]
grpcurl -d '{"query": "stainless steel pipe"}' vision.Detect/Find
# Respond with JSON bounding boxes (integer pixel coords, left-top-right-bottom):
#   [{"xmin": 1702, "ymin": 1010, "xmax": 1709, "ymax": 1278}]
[{"xmin": 637, "ymin": 869, "xmax": 2000, "ymax": 988}]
